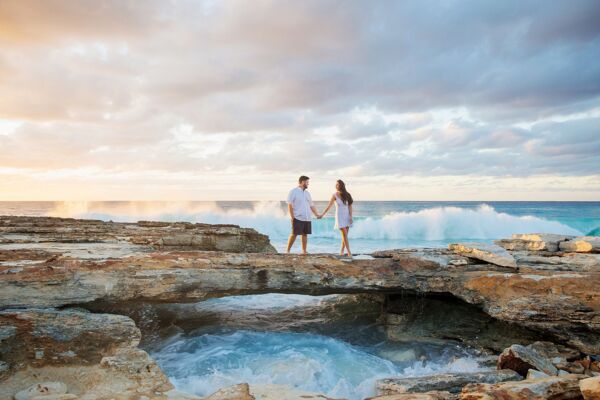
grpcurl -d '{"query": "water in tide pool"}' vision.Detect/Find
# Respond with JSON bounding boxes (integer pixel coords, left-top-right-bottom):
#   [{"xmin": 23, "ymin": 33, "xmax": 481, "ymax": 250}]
[
  {"xmin": 147, "ymin": 294, "xmax": 487, "ymax": 399},
  {"xmin": 2, "ymin": 201, "xmax": 598, "ymax": 397},
  {"xmin": 1, "ymin": 200, "xmax": 598, "ymax": 253}
]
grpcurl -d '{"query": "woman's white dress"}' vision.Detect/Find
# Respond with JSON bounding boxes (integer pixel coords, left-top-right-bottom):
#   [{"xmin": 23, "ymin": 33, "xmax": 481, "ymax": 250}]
[{"xmin": 334, "ymin": 193, "xmax": 351, "ymax": 229}]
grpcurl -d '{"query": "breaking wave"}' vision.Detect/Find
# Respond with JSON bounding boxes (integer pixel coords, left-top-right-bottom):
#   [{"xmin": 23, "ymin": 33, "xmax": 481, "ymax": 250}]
[{"xmin": 49, "ymin": 201, "xmax": 582, "ymax": 241}]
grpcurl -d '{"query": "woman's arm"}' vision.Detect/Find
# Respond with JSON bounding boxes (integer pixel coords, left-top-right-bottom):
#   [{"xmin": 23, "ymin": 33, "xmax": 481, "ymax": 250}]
[{"xmin": 319, "ymin": 196, "xmax": 336, "ymax": 218}]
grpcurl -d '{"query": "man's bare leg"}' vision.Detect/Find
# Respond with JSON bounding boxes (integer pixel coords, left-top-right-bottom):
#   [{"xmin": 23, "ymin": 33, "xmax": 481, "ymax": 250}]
[
  {"xmin": 286, "ymin": 234, "xmax": 297, "ymax": 253},
  {"xmin": 301, "ymin": 234, "xmax": 308, "ymax": 254}
]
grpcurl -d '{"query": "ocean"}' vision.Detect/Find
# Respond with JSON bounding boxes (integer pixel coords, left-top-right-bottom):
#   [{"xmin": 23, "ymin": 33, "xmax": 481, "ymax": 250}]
[{"xmin": 1, "ymin": 200, "xmax": 598, "ymax": 253}]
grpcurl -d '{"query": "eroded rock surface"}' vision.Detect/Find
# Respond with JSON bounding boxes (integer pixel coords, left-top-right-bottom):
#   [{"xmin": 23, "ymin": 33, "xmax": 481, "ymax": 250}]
[
  {"xmin": 0, "ymin": 216, "xmax": 276, "ymax": 254},
  {"xmin": 448, "ymin": 243, "xmax": 517, "ymax": 268},
  {"xmin": 0, "ymin": 308, "xmax": 173, "ymax": 400},
  {"xmin": 460, "ymin": 374, "xmax": 584, "ymax": 399},
  {"xmin": 1, "ymin": 217, "xmax": 599, "ymax": 399},
  {"xmin": 376, "ymin": 370, "xmax": 522, "ymax": 394},
  {"xmin": 0, "ymin": 223, "xmax": 598, "ymax": 353}
]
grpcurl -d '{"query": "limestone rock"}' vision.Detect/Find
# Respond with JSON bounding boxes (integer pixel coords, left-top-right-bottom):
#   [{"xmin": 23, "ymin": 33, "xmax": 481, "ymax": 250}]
[
  {"xmin": 556, "ymin": 362, "xmax": 586, "ymax": 374},
  {"xmin": 580, "ymin": 376, "xmax": 600, "ymax": 400},
  {"xmin": 461, "ymin": 374, "xmax": 584, "ymax": 399},
  {"xmin": 14, "ymin": 382, "xmax": 68, "ymax": 400},
  {"xmin": 249, "ymin": 384, "xmax": 342, "ymax": 399},
  {"xmin": 448, "ymin": 243, "xmax": 517, "ymax": 268},
  {"xmin": 1, "ymin": 218, "xmax": 599, "ymax": 355},
  {"xmin": 203, "ymin": 383, "xmax": 255, "ymax": 400},
  {"xmin": 560, "ymin": 237, "xmax": 600, "ymax": 253},
  {"xmin": 367, "ymin": 391, "xmax": 456, "ymax": 399},
  {"xmin": 384, "ymin": 296, "xmax": 544, "ymax": 352},
  {"xmin": 377, "ymin": 370, "xmax": 522, "ymax": 394},
  {"xmin": 0, "ymin": 215, "xmax": 276, "ymax": 254},
  {"xmin": 0, "ymin": 308, "xmax": 140, "ymax": 369},
  {"xmin": 527, "ymin": 369, "xmax": 550, "ymax": 380},
  {"xmin": 0, "ymin": 308, "xmax": 174, "ymax": 400},
  {"xmin": 498, "ymin": 344, "xmax": 558, "ymax": 376},
  {"xmin": 510, "ymin": 233, "xmax": 575, "ymax": 252}
]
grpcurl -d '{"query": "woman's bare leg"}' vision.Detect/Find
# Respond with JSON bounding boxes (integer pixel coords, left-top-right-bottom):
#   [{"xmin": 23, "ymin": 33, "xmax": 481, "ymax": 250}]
[
  {"xmin": 342, "ymin": 227, "xmax": 351, "ymax": 257},
  {"xmin": 344, "ymin": 226, "xmax": 352, "ymax": 257},
  {"xmin": 339, "ymin": 229, "xmax": 345, "ymax": 255}
]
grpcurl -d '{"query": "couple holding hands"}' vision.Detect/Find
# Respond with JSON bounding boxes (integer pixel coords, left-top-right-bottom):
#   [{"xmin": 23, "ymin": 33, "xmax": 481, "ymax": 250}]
[{"xmin": 286, "ymin": 175, "xmax": 353, "ymax": 257}]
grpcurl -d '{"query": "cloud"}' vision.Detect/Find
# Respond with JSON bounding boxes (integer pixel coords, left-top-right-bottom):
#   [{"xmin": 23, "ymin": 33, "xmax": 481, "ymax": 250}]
[{"xmin": 0, "ymin": 0, "xmax": 599, "ymax": 199}]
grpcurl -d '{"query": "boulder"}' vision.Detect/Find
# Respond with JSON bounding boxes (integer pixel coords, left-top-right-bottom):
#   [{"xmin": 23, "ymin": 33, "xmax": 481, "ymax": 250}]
[
  {"xmin": 580, "ymin": 376, "xmax": 600, "ymax": 400},
  {"xmin": 560, "ymin": 237, "xmax": 600, "ymax": 253},
  {"xmin": 498, "ymin": 344, "xmax": 558, "ymax": 376},
  {"xmin": 510, "ymin": 233, "xmax": 575, "ymax": 252},
  {"xmin": 448, "ymin": 243, "xmax": 517, "ymax": 268},
  {"xmin": 461, "ymin": 374, "xmax": 584, "ymax": 399},
  {"xmin": 377, "ymin": 370, "xmax": 522, "ymax": 394}
]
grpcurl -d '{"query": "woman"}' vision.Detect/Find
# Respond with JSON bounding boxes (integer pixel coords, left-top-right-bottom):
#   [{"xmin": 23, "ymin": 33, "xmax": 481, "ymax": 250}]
[{"xmin": 319, "ymin": 179, "xmax": 353, "ymax": 257}]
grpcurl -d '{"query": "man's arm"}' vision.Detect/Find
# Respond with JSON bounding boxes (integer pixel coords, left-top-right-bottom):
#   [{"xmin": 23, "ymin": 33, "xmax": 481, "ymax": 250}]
[
  {"xmin": 308, "ymin": 192, "xmax": 321, "ymax": 218},
  {"xmin": 288, "ymin": 203, "xmax": 294, "ymax": 222},
  {"xmin": 311, "ymin": 205, "xmax": 320, "ymax": 218}
]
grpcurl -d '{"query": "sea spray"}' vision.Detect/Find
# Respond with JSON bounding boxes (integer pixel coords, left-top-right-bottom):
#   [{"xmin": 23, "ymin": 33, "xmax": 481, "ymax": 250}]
[{"xmin": 47, "ymin": 201, "xmax": 582, "ymax": 245}]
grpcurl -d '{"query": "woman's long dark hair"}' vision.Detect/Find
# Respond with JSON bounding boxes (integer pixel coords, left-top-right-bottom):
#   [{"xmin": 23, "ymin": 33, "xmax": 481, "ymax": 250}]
[{"xmin": 337, "ymin": 179, "xmax": 353, "ymax": 205}]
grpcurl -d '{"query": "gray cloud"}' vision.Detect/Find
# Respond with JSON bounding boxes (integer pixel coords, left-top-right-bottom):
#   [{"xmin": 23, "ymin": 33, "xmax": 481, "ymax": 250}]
[{"xmin": 0, "ymin": 0, "xmax": 599, "ymax": 190}]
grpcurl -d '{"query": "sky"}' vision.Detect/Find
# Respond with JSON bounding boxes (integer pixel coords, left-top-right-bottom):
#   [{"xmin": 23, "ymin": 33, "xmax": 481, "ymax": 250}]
[{"xmin": 0, "ymin": 0, "xmax": 599, "ymax": 201}]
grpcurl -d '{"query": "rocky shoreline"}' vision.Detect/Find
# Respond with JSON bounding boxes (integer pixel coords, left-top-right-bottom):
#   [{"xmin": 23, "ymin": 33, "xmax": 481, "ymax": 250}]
[{"xmin": 1, "ymin": 216, "xmax": 599, "ymax": 399}]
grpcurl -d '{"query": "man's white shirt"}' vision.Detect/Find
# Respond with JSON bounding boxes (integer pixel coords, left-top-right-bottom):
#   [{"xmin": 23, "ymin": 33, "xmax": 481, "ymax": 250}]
[{"xmin": 286, "ymin": 187, "xmax": 314, "ymax": 221}]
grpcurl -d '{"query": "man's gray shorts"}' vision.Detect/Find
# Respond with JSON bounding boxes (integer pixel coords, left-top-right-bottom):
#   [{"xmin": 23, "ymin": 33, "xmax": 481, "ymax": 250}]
[{"xmin": 292, "ymin": 218, "xmax": 312, "ymax": 235}]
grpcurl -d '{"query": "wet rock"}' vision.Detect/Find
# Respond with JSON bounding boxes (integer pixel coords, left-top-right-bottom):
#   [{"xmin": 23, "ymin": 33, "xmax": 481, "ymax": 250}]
[
  {"xmin": 448, "ymin": 243, "xmax": 517, "ymax": 268},
  {"xmin": 14, "ymin": 382, "xmax": 68, "ymax": 400},
  {"xmin": 527, "ymin": 369, "xmax": 550, "ymax": 380},
  {"xmin": 560, "ymin": 237, "xmax": 600, "ymax": 253},
  {"xmin": 580, "ymin": 376, "xmax": 600, "ymax": 400},
  {"xmin": 377, "ymin": 370, "xmax": 522, "ymax": 394},
  {"xmin": 498, "ymin": 344, "xmax": 558, "ymax": 376},
  {"xmin": 461, "ymin": 374, "xmax": 584, "ymax": 399}
]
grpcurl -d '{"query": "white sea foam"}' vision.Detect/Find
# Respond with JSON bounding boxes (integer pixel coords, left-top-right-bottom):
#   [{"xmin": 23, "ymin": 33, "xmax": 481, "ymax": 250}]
[
  {"xmin": 49, "ymin": 201, "xmax": 582, "ymax": 243},
  {"xmin": 152, "ymin": 330, "xmax": 486, "ymax": 400}
]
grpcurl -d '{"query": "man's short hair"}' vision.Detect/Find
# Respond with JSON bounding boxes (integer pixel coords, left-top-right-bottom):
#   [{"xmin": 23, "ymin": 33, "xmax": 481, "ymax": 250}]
[{"xmin": 298, "ymin": 175, "xmax": 310, "ymax": 183}]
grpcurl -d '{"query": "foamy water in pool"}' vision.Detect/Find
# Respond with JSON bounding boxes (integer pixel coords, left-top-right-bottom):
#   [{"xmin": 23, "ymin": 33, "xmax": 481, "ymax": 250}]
[{"xmin": 148, "ymin": 294, "xmax": 489, "ymax": 399}]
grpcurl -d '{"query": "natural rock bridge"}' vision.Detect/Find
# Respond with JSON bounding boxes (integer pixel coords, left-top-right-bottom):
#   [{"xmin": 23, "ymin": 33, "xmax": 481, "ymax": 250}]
[{"xmin": 1, "ymin": 216, "xmax": 599, "ymax": 399}]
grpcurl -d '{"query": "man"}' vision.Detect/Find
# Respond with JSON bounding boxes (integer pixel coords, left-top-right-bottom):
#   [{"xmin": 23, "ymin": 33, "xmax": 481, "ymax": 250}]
[{"xmin": 286, "ymin": 175, "xmax": 321, "ymax": 254}]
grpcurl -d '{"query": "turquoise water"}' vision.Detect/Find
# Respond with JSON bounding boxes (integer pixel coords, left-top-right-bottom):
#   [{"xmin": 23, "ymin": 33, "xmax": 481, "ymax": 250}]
[
  {"xmin": 2, "ymin": 201, "xmax": 598, "ymax": 253},
  {"xmin": 149, "ymin": 294, "xmax": 487, "ymax": 399}
]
